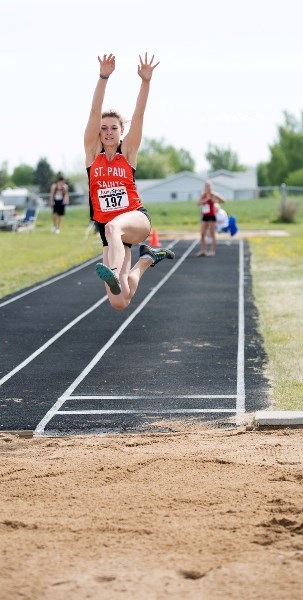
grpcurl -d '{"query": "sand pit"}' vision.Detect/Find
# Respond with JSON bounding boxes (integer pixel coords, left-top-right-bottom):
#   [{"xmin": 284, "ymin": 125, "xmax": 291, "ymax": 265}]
[{"xmin": 1, "ymin": 421, "xmax": 303, "ymax": 599}]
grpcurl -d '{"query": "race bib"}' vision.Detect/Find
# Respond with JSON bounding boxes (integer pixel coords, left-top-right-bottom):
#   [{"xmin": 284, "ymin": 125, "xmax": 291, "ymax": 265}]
[
  {"xmin": 98, "ymin": 186, "xmax": 129, "ymax": 212},
  {"xmin": 202, "ymin": 203, "xmax": 210, "ymax": 214}
]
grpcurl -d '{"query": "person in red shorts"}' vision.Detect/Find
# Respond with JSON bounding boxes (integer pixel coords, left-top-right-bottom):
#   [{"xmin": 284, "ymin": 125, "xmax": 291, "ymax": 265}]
[
  {"xmin": 84, "ymin": 52, "xmax": 174, "ymax": 310},
  {"xmin": 196, "ymin": 180, "xmax": 225, "ymax": 257}
]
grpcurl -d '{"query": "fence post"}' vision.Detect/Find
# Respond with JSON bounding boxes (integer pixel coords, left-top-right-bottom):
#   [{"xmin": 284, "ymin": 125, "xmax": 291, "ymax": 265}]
[{"xmin": 280, "ymin": 182, "xmax": 287, "ymax": 210}]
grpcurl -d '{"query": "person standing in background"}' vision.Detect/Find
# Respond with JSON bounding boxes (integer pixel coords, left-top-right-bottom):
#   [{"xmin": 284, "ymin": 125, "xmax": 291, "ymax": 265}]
[
  {"xmin": 215, "ymin": 202, "xmax": 229, "ymax": 233},
  {"xmin": 196, "ymin": 180, "xmax": 225, "ymax": 256},
  {"xmin": 49, "ymin": 175, "xmax": 69, "ymax": 234}
]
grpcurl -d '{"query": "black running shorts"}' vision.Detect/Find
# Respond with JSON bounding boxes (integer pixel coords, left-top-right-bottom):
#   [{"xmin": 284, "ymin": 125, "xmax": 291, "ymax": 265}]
[{"xmin": 95, "ymin": 207, "xmax": 152, "ymax": 248}]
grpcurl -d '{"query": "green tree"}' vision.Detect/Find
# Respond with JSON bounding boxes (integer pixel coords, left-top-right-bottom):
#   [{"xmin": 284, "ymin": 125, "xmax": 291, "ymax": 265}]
[
  {"xmin": 267, "ymin": 144, "xmax": 288, "ymax": 185},
  {"xmin": 136, "ymin": 137, "xmax": 195, "ymax": 179},
  {"xmin": 266, "ymin": 111, "xmax": 303, "ymax": 184},
  {"xmin": 0, "ymin": 162, "xmax": 11, "ymax": 192},
  {"xmin": 257, "ymin": 162, "xmax": 270, "ymax": 186},
  {"xmin": 286, "ymin": 167, "xmax": 303, "ymax": 186},
  {"xmin": 136, "ymin": 154, "xmax": 167, "ymax": 178},
  {"xmin": 12, "ymin": 164, "xmax": 34, "ymax": 187},
  {"xmin": 164, "ymin": 145, "xmax": 195, "ymax": 173},
  {"xmin": 205, "ymin": 143, "xmax": 246, "ymax": 172},
  {"xmin": 34, "ymin": 158, "xmax": 54, "ymax": 192}
]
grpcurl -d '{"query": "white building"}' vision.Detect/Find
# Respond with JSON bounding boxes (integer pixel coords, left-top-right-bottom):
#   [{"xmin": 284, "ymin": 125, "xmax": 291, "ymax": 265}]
[
  {"xmin": 136, "ymin": 168, "xmax": 258, "ymax": 203},
  {"xmin": 209, "ymin": 167, "xmax": 258, "ymax": 200}
]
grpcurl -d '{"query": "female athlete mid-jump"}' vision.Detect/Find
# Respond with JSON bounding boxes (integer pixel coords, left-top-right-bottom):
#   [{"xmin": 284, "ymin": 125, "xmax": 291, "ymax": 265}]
[{"xmin": 84, "ymin": 52, "xmax": 174, "ymax": 311}]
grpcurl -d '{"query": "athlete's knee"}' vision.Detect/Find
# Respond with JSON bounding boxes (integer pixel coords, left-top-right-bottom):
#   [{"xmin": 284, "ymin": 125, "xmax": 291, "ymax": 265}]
[
  {"xmin": 105, "ymin": 220, "xmax": 121, "ymax": 240},
  {"xmin": 108, "ymin": 296, "xmax": 130, "ymax": 311}
]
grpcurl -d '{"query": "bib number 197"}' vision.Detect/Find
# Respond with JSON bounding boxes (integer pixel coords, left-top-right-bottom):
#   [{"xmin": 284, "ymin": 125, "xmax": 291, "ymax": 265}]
[{"xmin": 98, "ymin": 186, "xmax": 129, "ymax": 212}]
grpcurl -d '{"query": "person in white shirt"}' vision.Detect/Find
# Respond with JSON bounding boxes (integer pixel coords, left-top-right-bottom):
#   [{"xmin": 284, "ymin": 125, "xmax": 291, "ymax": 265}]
[{"xmin": 215, "ymin": 203, "xmax": 229, "ymax": 232}]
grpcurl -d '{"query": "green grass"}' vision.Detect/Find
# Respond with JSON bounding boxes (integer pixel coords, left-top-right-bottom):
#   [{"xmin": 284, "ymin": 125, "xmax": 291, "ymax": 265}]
[
  {"xmin": 249, "ymin": 228, "xmax": 303, "ymax": 410},
  {"xmin": 149, "ymin": 197, "xmax": 303, "ymax": 411},
  {"xmin": 147, "ymin": 195, "xmax": 303, "ymax": 230},
  {"xmin": 0, "ymin": 207, "xmax": 102, "ymax": 299},
  {"xmin": 1, "ymin": 197, "xmax": 303, "ymax": 411}
]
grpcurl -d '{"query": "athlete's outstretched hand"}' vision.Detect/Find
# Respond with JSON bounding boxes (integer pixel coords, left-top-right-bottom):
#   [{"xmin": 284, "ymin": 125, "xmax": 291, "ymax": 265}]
[
  {"xmin": 97, "ymin": 53, "xmax": 115, "ymax": 78},
  {"xmin": 137, "ymin": 53, "xmax": 159, "ymax": 81}
]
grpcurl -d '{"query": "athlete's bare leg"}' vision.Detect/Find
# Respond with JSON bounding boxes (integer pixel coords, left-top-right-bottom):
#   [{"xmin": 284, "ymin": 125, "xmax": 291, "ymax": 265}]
[
  {"xmin": 53, "ymin": 213, "xmax": 61, "ymax": 231},
  {"xmin": 208, "ymin": 221, "xmax": 216, "ymax": 256},
  {"xmin": 104, "ymin": 212, "xmax": 151, "ymax": 276},
  {"xmin": 100, "ymin": 211, "xmax": 152, "ymax": 310},
  {"xmin": 102, "ymin": 245, "xmax": 153, "ymax": 310},
  {"xmin": 196, "ymin": 221, "xmax": 207, "ymax": 256},
  {"xmin": 201, "ymin": 221, "xmax": 209, "ymax": 255}
]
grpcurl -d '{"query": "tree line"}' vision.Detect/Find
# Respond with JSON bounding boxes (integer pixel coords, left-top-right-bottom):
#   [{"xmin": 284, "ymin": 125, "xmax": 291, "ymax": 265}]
[
  {"xmin": 257, "ymin": 111, "xmax": 303, "ymax": 186},
  {"xmin": 1, "ymin": 110, "xmax": 303, "ymax": 193},
  {"xmin": 0, "ymin": 159, "xmax": 75, "ymax": 195},
  {"xmin": 0, "ymin": 142, "xmax": 246, "ymax": 193}
]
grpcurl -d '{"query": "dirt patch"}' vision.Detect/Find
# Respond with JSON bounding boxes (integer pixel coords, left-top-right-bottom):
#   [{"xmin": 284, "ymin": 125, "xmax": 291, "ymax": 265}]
[{"xmin": 1, "ymin": 422, "xmax": 303, "ymax": 599}]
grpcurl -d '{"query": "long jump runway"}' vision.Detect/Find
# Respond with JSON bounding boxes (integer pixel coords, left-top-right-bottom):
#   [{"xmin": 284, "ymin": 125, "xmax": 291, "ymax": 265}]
[{"xmin": 0, "ymin": 238, "xmax": 269, "ymax": 435}]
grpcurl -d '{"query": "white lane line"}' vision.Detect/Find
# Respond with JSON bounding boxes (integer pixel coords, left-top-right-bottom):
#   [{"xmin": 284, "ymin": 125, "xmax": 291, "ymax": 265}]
[
  {"xmin": 34, "ymin": 239, "xmax": 198, "ymax": 434},
  {"xmin": 0, "ymin": 242, "xmax": 178, "ymax": 386},
  {"xmin": 0, "ymin": 238, "xmax": 177, "ymax": 308},
  {"xmin": 0, "ymin": 255, "xmax": 101, "ymax": 308},
  {"xmin": 68, "ymin": 395, "xmax": 237, "ymax": 400},
  {"xmin": 0, "ymin": 296, "xmax": 108, "ymax": 386},
  {"xmin": 236, "ymin": 239, "xmax": 245, "ymax": 416},
  {"xmin": 57, "ymin": 409, "xmax": 236, "ymax": 414}
]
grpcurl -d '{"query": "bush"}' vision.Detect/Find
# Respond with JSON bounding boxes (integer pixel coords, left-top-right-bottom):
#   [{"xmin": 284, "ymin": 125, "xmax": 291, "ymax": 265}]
[
  {"xmin": 286, "ymin": 168, "xmax": 303, "ymax": 186},
  {"xmin": 276, "ymin": 200, "xmax": 299, "ymax": 223}
]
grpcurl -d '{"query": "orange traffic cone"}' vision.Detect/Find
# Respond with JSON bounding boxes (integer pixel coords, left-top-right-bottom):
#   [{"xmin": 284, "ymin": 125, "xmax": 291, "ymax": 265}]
[{"xmin": 150, "ymin": 229, "xmax": 161, "ymax": 247}]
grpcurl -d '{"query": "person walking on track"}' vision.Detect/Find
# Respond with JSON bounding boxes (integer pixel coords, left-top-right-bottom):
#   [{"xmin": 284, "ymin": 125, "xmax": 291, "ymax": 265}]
[
  {"xmin": 49, "ymin": 175, "xmax": 69, "ymax": 234},
  {"xmin": 84, "ymin": 52, "xmax": 174, "ymax": 310}
]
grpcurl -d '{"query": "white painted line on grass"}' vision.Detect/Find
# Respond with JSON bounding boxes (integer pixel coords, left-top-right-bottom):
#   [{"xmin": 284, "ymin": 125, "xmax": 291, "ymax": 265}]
[
  {"xmin": 34, "ymin": 239, "xmax": 198, "ymax": 434},
  {"xmin": 0, "ymin": 255, "xmax": 101, "ymax": 308},
  {"xmin": 236, "ymin": 238, "xmax": 245, "ymax": 417},
  {"xmin": 0, "ymin": 296, "xmax": 108, "ymax": 386}
]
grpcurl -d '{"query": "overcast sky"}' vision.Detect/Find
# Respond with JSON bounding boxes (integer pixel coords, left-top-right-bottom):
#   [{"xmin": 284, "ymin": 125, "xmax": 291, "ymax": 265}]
[{"xmin": 1, "ymin": 0, "xmax": 302, "ymax": 176}]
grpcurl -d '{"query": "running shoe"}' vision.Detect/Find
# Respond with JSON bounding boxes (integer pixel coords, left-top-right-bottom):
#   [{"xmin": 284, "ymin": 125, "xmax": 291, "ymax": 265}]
[
  {"xmin": 139, "ymin": 244, "xmax": 175, "ymax": 267},
  {"xmin": 95, "ymin": 263, "xmax": 121, "ymax": 295}
]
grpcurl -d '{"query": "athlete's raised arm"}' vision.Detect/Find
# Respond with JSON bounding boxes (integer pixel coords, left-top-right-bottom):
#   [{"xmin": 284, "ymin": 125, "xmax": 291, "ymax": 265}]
[
  {"xmin": 122, "ymin": 53, "xmax": 159, "ymax": 167},
  {"xmin": 84, "ymin": 53, "xmax": 115, "ymax": 167}
]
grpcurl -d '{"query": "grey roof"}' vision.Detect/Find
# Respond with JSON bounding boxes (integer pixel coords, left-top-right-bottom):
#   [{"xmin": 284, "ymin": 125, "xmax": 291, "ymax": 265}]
[{"xmin": 136, "ymin": 171, "xmax": 204, "ymax": 192}]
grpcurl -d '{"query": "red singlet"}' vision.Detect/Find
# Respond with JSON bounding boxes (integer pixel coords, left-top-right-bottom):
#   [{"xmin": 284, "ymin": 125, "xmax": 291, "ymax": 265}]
[
  {"xmin": 87, "ymin": 149, "xmax": 143, "ymax": 224},
  {"xmin": 201, "ymin": 194, "xmax": 216, "ymax": 217}
]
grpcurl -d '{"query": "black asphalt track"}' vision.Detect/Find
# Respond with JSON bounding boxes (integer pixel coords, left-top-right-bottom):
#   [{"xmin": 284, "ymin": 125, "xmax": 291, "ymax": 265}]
[{"xmin": 0, "ymin": 239, "xmax": 270, "ymax": 435}]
